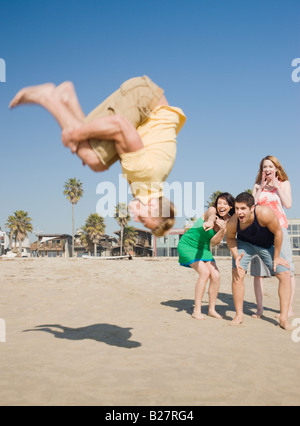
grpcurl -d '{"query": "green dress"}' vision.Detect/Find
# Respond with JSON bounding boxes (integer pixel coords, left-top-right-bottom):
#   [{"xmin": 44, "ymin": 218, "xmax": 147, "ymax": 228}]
[{"xmin": 178, "ymin": 217, "xmax": 216, "ymax": 267}]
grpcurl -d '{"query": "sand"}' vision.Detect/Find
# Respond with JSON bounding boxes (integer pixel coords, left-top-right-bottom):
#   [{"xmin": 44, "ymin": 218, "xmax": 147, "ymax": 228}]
[{"xmin": 0, "ymin": 256, "xmax": 299, "ymax": 406}]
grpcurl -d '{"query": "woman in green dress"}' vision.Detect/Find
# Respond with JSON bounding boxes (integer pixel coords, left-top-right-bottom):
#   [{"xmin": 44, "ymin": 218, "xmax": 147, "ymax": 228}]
[{"xmin": 178, "ymin": 192, "xmax": 235, "ymax": 320}]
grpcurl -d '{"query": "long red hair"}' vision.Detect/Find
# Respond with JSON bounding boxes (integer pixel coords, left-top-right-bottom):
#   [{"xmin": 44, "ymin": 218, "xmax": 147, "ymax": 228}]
[{"xmin": 255, "ymin": 155, "xmax": 289, "ymax": 184}]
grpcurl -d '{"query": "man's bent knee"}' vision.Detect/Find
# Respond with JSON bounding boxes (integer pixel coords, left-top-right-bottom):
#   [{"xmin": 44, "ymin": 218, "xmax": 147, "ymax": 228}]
[{"xmin": 232, "ymin": 268, "xmax": 246, "ymax": 280}]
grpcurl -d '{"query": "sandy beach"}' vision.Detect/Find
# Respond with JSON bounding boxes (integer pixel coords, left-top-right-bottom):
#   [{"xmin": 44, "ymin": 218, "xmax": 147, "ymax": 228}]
[{"xmin": 0, "ymin": 256, "xmax": 299, "ymax": 406}]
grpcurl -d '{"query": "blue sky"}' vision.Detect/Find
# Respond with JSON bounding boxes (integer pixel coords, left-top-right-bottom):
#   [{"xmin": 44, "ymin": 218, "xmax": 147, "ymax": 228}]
[{"xmin": 0, "ymin": 0, "xmax": 299, "ymax": 239}]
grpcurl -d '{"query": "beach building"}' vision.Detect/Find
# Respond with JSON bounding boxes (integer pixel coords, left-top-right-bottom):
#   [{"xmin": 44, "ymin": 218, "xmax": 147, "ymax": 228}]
[
  {"xmin": 31, "ymin": 234, "xmax": 73, "ymax": 258},
  {"xmin": 0, "ymin": 230, "xmax": 10, "ymax": 255},
  {"xmin": 31, "ymin": 233, "xmax": 119, "ymax": 258},
  {"xmin": 74, "ymin": 229, "xmax": 152, "ymax": 257},
  {"xmin": 153, "ymin": 228, "xmax": 184, "ymax": 257},
  {"xmin": 14, "ymin": 238, "xmax": 31, "ymax": 257},
  {"xmin": 113, "ymin": 228, "xmax": 153, "ymax": 257},
  {"xmin": 288, "ymin": 219, "xmax": 300, "ymax": 256},
  {"xmin": 30, "ymin": 230, "xmax": 153, "ymax": 258},
  {"xmin": 74, "ymin": 233, "xmax": 119, "ymax": 257},
  {"xmin": 0, "ymin": 233, "xmax": 30, "ymax": 257}
]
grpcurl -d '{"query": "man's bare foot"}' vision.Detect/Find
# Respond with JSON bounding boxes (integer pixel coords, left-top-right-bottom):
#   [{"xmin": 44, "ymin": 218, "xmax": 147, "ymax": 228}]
[
  {"xmin": 279, "ymin": 319, "xmax": 294, "ymax": 331},
  {"xmin": 192, "ymin": 311, "xmax": 205, "ymax": 320},
  {"xmin": 208, "ymin": 309, "xmax": 223, "ymax": 319},
  {"xmin": 229, "ymin": 315, "xmax": 244, "ymax": 326},
  {"xmin": 55, "ymin": 82, "xmax": 85, "ymax": 121},
  {"xmin": 9, "ymin": 83, "xmax": 56, "ymax": 108}
]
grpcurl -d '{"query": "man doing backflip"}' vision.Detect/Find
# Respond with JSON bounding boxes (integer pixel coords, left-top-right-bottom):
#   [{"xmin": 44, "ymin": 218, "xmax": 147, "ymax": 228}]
[{"xmin": 9, "ymin": 76, "xmax": 186, "ymax": 236}]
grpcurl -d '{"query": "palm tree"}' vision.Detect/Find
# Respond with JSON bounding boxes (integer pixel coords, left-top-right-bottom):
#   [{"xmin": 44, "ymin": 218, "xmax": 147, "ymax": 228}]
[
  {"xmin": 5, "ymin": 210, "xmax": 33, "ymax": 254},
  {"xmin": 184, "ymin": 215, "xmax": 197, "ymax": 232},
  {"xmin": 81, "ymin": 213, "xmax": 105, "ymax": 257},
  {"xmin": 77, "ymin": 229, "xmax": 94, "ymax": 256},
  {"xmin": 123, "ymin": 226, "xmax": 137, "ymax": 255},
  {"xmin": 114, "ymin": 203, "xmax": 131, "ymax": 256},
  {"xmin": 5, "ymin": 216, "xmax": 15, "ymax": 249},
  {"xmin": 63, "ymin": 178, "xmax": 84, "ymax": 257},
  {"xmin": 207, "ymin": 191, "xmax": 222, "ymax": 207}
]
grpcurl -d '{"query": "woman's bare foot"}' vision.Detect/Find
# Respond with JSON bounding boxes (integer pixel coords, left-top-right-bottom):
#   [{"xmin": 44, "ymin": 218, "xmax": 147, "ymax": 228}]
[
  {"xmin": 9, "ymin": 83, "xmax": 56, "ymax": 108},
  {"xmin": 252, "ymin": 308, "xmax": 263, "ymax": 319},
  {"xmin": 208, "ymin": 309, "xmax": 223, "ymax": 319},
  {"xmin": 192, "ymin": 310, "xmax": 205, "ymax": 320}
]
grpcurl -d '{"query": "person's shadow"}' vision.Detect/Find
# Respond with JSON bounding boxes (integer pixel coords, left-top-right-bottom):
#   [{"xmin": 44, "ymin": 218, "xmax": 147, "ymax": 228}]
[
  {"xmin": 161, "ymin": 293, "xmax": 233, "ymax": 320},
  {"xmin": 23, "ymin": 323, "xmax": 141, "ymax": 349},
  {"xmin": 161, "ymin": 292, "xmax": 279, "ymax": 326}
]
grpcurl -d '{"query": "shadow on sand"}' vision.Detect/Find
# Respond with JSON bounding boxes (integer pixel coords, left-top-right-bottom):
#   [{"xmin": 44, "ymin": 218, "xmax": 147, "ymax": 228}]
[
  {"xmin": 161, "ymin": 292, "xmax": 279, "ymax": 326},
  {"xmin": 23, "ymin": 323, "xmax": 141, "ymax": 348}
]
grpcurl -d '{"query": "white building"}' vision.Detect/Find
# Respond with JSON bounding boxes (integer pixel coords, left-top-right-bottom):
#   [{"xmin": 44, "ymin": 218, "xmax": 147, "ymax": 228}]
[
  {"xmin": 288, "ymin": 219, "xmax": 300, "ymax": 256},
  {"xmin": 0, "ymin": 231, "xmax": 10, "ymax": 255}
]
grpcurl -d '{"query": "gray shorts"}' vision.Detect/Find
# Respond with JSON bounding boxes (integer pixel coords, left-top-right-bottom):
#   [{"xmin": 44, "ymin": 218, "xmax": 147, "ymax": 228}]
[
  {"xmin": 250, "ymin": 227, "xmax": 294, "ymax": 277},
  {"xmin": 232, "ymin": 238, "xmax": 290, "ymax": 276}
]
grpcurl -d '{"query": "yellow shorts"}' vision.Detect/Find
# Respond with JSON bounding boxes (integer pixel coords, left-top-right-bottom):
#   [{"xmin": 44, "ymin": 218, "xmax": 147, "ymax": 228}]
[{"xmin": 85, "ymin": 76, "xmax": 164, "ymax": 168}]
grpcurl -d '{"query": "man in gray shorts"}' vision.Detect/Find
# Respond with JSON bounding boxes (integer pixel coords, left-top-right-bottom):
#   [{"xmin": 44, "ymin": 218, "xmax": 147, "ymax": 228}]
[{"xmin": 226, "ymin": 192, "xmax": 292, "ymax": 331}]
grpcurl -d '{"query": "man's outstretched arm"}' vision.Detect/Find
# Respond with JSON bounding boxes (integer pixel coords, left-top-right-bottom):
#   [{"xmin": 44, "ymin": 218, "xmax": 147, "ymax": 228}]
[
  {"xmin": 257, "ymin": 206, "xmax": 289, "ymax": 271},
  {"xmin": 62, "ymin": 115, "xmax": 144, "ymax": 155}
]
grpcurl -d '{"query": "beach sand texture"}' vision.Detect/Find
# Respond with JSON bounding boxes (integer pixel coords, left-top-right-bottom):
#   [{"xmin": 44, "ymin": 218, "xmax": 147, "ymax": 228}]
[{"xmin": 0, "ymin": 256, "xmax": 299, "ymax": 406}]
